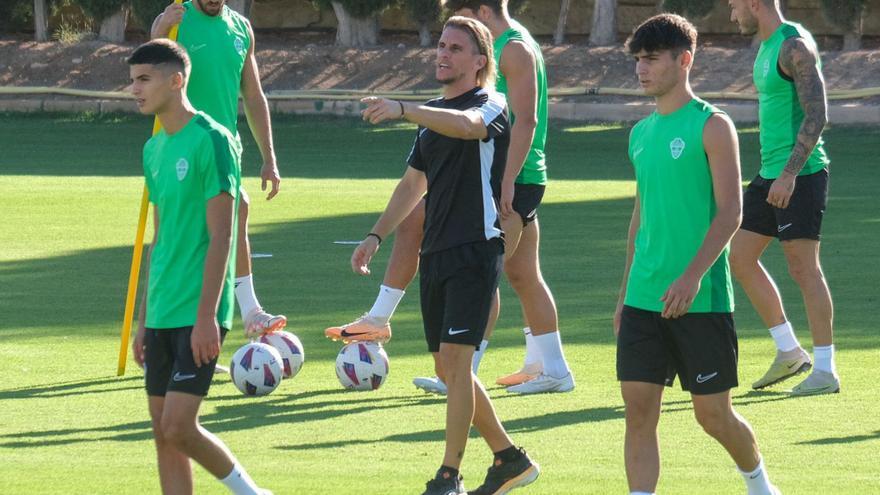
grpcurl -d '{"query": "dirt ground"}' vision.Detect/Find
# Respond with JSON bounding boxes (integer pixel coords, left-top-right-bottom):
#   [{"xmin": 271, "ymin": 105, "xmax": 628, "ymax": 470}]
[{"xmin": 1, "ymin": 31, "xmax": 878, "ymax": 94}]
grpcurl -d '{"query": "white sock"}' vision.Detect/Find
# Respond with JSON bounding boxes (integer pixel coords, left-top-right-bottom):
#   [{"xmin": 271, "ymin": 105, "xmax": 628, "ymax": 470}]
[
  {"xmin": 739, "ymin": 457, "xmax": 775, "ymax": 495},
  {"xmin": 522, "ymin": 327, "xmax": 542, "ymax": 371},
  {"xmin": 533, "ymin": 331, "xmax": 570, "ymax": 378},
  {"xmin": 769, "ymin": 321, "xmax": 800, "ymax": 352},
  {"xmin": 219, "ymin": 464, "xmax": 261, "ymax": 495},
  {"xmin": 813, "ymin": 344, "xmax": 836, "ymax": 373},
  {"xmin": 367, "ymin": 285, "xmax": 405, "ymax": 325},
  {"xmin": 234, "ymin": 275, "xmax": 260, "ymax": 318},
  {"xmin": 472, "ymin": 339, "xmax": 490, "ymax": 374}
]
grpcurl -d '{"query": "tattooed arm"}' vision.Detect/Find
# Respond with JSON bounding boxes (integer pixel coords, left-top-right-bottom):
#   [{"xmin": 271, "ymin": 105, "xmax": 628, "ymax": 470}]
[{"xmin": 765, "ymin": 37, "xmax": 828, "ymax": 209}]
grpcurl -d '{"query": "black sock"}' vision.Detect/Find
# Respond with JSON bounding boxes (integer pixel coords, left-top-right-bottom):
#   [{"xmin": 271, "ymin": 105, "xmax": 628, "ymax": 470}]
[
  {"xmin": 437, "ymin": 465, "xmax": 460, "ymax": 480},
  {"xmin": 493, "ymin": 446, "xmax": 522, "ymax": 463}
]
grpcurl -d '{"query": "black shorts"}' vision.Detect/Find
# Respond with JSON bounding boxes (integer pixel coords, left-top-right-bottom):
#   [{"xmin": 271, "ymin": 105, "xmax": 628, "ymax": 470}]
[
  {"xmin": 741, "ymin": 169, "xmax": 828, "ymax": 241},
  {"xmin": 616, "ymin": 306, "xmax": 738, "ymax": 395},
  {"xmin": 419, "ymin": 239, "xmax": 504, "ymax": 352},
  {"xmin": 144, "ymin": 326, "xmax": 229, "ymax": 397},
  {"xmin": 512, "ymin": 183, "xmax": 545, "ymax": 227}
]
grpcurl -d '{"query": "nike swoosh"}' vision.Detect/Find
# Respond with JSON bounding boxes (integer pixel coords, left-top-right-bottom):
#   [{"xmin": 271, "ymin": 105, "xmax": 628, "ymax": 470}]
[
  {"xmin": 448, "ymin": 328, "xmax": 470, "ymax": 336},
  {"xmin": 190, "ymin": 44, "xmax": 207, "ymax": 52},
  {"xmin": 172, "ymin": 373, "xmax": 197, "ymax": 382},
  {"xmin": 777, "ymin": 223, "xmax": 793, "ymax": 232},
  {"xmin": 696, "ymin": 372, "xmax": 719, "ymax": 384},
  {"xmin": 633, "ymin": 147, "xmax": 644, "ymax": 158},
  {"xmin": 340, "ymin": 329, "xmax": 370, "ymax": 338}
]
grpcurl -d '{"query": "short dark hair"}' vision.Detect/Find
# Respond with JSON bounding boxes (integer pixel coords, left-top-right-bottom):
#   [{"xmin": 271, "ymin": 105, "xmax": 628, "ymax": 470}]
[
  {"xmin": 442, "ymin": 0, "xmax": 506, "ymax": 15},
  {"xmin": 625, "ymin": 14, "xmax": 697, "ymax": 56},
  {"xmin": 127, "ymin": 39, "xmax": 191, "ymax": 75}
]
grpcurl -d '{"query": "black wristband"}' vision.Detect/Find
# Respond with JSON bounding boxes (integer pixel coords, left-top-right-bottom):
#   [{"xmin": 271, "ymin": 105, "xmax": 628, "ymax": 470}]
[
  {"xmin": 397, "ymin": 100, "xmax": 405, "ymax": 118},
  {"xmin": 367, "ymin": 232, "xmax": 383, "ymax": 245}
]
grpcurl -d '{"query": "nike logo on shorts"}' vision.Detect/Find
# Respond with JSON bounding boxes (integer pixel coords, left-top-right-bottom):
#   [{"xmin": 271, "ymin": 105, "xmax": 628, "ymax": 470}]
[
  {"xmin": 777, "ymin": 223, "xmax": 793, "ymax": 232},
  {"xmin": 696, "ymin": 372, "xmax": 718, "ymax": 384},
  {"xmin": 448, "ymin": 328, "xmax": 470, "ymax": 336},
  {"xmin": 172, "ymin": 372, "xmax": 197, "ymax": 382}
]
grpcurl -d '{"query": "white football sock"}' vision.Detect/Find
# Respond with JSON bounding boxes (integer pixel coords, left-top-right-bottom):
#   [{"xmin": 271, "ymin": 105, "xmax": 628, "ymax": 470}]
[
  {"xmin": 235, "ymin": 275, "xmax": 260, "ymax": 318},
  {"xmin": 813, "ymin": 344, "xmax": 836, "ymax": 373},
  {"xmin": 533, "ymin": 331, "xmax": 570, "ymax": 379},
  {"xmin": 769, "ymin": 321, "xmax": 800, "ymax": 352},
  {"xmin": 522, "ymin": 327, "xmax": 542, "ymax": 371},
  {"xmin": 219, "ymin": 464, "xmax": 261, "ymax": 495},
  {"xmin": 367, "ymin": 285, "xmax": 405, "ymax": 325},
  {"xmin": 739, "ymin": 457, "xmax": 775, "ymax": 495},
  {"xmin": 472, "ymin": 339, "xmax": 490, "ymax": 374}
]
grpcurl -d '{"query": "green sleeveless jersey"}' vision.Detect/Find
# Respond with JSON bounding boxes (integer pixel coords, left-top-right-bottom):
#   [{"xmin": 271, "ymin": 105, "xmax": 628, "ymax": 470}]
[
  {"xmin": 177, "ymin": 1, "xmax": 251, "ymax": 138},
  {"xmin": 143, "ymin": 112, "xmax": 241, "ymax": 330},
  {"xmin": 625, "ymin": 98, "xmax": 734, "ymax": 313},
  {"xmin": 493, "ymin": 20, "xmax": 547, "ymax": 185},
  {"xmin": 754, "ymin": 21, "xmax": 829, "ymax": 179}
]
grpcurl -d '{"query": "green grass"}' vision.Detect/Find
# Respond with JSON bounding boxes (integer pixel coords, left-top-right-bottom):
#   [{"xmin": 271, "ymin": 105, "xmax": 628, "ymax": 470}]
[{"xmin": 0, "ymin": 113, "xmax": 878, "ymax": 494}]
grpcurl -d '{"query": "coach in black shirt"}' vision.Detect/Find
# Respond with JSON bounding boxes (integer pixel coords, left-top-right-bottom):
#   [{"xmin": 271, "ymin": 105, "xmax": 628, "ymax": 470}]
[{"xmin": 352, "ymin": 15, "xmax": 540, "ymax": 495}]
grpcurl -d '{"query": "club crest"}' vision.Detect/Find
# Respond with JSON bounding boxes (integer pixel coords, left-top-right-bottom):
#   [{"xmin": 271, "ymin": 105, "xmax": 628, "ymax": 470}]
[
  {"xmin": 763, "ymin": 59, "xmax": 770, "ymax": 78},
  {"xmin": 234, "ymin": 37, "xmax": 245, "ymax": 54},
  {"xmin": 669, "ymin": 138, "xmax": 685, "ymax": 159},
  {"xmin": 176, "ymin": 158, "xmax": 189, "ymax": 181}
]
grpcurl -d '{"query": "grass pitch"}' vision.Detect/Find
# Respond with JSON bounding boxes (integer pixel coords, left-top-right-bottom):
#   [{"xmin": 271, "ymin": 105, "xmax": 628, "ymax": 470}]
[{"xmin": 0, "ymin": 113, "xmax": 877, "ymax": 494}]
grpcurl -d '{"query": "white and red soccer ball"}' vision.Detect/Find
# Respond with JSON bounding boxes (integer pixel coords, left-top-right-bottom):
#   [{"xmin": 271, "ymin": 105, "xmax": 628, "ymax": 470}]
[
  {"xmin": 335, "ymin": 342, "xmax": 390, "ymax": 391},
  {"xmin": 259, "ymin": 330, "xmax": 305, "ymax": 379},
  {"xmin": 230, "ymin": 342, "xmax": 284, "ymax": 396}
]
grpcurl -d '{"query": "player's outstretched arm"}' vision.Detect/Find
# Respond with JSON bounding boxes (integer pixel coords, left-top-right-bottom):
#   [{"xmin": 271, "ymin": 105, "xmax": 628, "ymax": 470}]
[
  {"xmin": 240, "ymin": 23, "xmax": 280, "ymax": 200},
  {"xmin": 192, "ymin": 193, "xmax": 235, "ymax": 367},
  {"xmin": 498, "ymin": 41, "xmax": 538, "ymax": 218},
  {"xmin": 660, "ymin": 114, "xmax": 742, "ymax": 319},
  {"xmin": 768, "ymin": 37, "xmax": 828, "ymax": 209},
  {"xmin": 351, "ymin": 166, "xmax": 427, "ymax": 276},
  {"xmin": 150, "ymin": 2, "xmax": 185, "ymax": 39},
  {"xmin": 361, "ymin": 97, "xmax": 489, "ymax": 141}
]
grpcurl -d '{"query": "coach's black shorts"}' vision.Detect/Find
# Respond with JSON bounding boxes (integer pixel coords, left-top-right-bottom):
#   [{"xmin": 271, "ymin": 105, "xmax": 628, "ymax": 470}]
[
  {"xmin": 616, "ymin": 306, "xmax": 738, "ymax": 395},
  {"xmin": 512, "ymin": 183, "xmax": 545, "ymax": 227},
  {"xmin": 144, "ymin": 326, "xmax": 229, "ymax": 397},
  {"xmin": 741, "ymin": 169, "xmax": 828, "ymax": 241},
  {"xmin": 419, "ymin": 239, "xmax": 504, "ymax": 352}
]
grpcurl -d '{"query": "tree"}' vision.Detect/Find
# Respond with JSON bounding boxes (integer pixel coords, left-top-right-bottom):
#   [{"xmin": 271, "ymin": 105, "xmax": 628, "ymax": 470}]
[
  {"xmin": 820, "ymin": 0, "xmax": 867, "ymax": 50},
  {"xmin": 313, "ymin": 0, "xmax": 395, "ymax": 47},
  {"xmin": 589, "ymin": 0, "xmax": 617, "ymax": 46},
  {"xmin": 76, "ymin": 0, "xmax": 129, "ymax": 42},
  {"xmin": 404, "ymin": 0, "xmax": 441, "ymax": 47},
  {"xmin": 554, "ymin": 0, "xmax": 571, "ymax": 45},
  {"xmin": 34, "ymin": 0, "xmax": 49, "ymax": 41},
  {"xmin": 130, "ymin": 0, "xmax": 167, "ymax": 31}
]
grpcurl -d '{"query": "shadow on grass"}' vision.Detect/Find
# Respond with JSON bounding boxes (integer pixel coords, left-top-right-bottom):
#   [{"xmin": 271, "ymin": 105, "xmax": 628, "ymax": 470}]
[
  {"xmin": 0, "ymin": 369, "xmax": 813, "ymax": 450},
  {"xmin": 796, "ymin": 430, "xmax": 880, "ymax": 446},
  {"xmin": 0, "ymin": 376, "xmax": 143, "ymax": 400},
  {"xmin": 0, "ymin": 382, "xmax": 447, "ymax": 448}
]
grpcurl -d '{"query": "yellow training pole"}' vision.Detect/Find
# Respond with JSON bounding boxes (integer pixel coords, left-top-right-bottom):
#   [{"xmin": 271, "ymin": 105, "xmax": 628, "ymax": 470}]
[{"xmin": 117, "ymin": 7, "xmax": 184, "ymax": 376}]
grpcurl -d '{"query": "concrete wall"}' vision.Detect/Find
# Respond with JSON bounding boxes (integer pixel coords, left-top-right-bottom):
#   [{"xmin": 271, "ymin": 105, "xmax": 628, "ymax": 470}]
[{"xmin": 249, "ymin": 0, "xmax": 880, "ymax": 37}]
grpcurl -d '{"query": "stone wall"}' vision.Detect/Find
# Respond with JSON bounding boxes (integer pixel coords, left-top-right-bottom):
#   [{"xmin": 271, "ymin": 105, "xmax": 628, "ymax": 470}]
[{"xmin": 249, "ymin": 0, "xmax": 880, "ymax": 37}]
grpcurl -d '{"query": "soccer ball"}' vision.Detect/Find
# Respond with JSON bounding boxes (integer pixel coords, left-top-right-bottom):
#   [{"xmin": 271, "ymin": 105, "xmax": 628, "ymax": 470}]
[
  {"xmin": 335, "ymin": 342, "xmax": 390, "ymax": 391},
  {"xmin": 230, "ymin": 342, "xmax": 284, "ymax": 396},
  {"xmin": 259, "ymin": 330, "xmax": 305, "ymax": 379}
]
